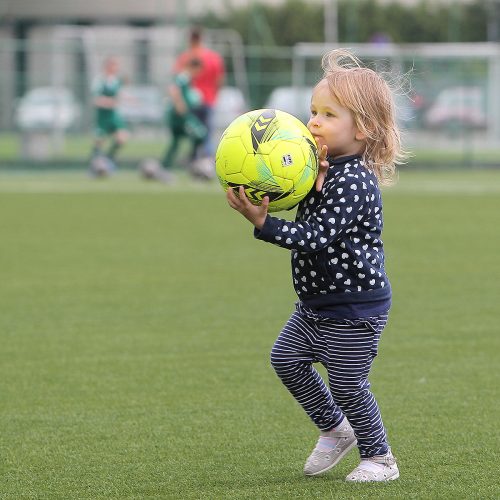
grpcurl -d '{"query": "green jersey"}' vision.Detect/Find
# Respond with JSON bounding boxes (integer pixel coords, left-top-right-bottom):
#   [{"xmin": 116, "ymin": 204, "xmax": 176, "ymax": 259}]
[
  {"xmin": 92, "ymin": 75, "xmax": 126, "ymax": 135},
  {"xmin": 165, "ymin": 72, "xmax": 205, "ymax": 140}
]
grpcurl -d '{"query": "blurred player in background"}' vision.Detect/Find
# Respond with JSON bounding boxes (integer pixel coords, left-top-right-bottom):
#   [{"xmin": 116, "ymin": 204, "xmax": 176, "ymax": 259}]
[
  {"xmin": 161, "ymin": 57, "xmax": 208, "ymax": 177},
  {"xmin": 90, "ymin": 56, "xmax": 129, "ymax": 175},
  {"xmin": 174, "ymin": 26, "xmax": 225, "ymax": 158}
]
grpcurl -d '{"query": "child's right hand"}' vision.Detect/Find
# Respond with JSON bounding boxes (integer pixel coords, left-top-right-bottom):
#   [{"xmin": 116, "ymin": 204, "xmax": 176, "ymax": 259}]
[
  {"xmin": 315, "ymin": 144, "xmax": 329, "ymax": 192},
  {"xmin": 226, "ymin": 186, "xmax": 269, "ymax": 230}
]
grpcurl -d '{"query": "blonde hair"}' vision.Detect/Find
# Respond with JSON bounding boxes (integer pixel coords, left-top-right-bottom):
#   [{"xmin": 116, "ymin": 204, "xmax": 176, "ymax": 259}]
[{"xmin": 320, "ymin": 48, "xmax": 406, "ymax": 185}]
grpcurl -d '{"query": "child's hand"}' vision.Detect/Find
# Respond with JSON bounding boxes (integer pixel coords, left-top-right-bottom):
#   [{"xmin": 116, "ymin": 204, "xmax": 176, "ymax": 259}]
[
  {"xmin": 315, "ymin": 144, "xmax": 329, "ymax": 192},
  {"xmin": 227, "ymin": 186, "xmax": 269, "ymax": 230}
]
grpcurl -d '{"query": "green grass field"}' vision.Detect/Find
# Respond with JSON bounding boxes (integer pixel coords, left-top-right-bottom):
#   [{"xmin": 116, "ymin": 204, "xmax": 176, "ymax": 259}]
[{"xmin": 0, "ymin": 168, "xmax": 499, "ymax": 499}]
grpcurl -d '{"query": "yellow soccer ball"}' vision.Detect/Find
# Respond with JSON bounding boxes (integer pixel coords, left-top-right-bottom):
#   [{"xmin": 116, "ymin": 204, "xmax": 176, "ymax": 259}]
[{"xmin": 215, "ymin": 109, "xmax": 318, "ymax": 212}]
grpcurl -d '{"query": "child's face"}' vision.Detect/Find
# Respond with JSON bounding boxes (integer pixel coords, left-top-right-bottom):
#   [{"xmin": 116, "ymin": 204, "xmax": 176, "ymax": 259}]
[
  {"xmin": 105, "ymin": 59, "xmax": 119, "ymax": 75},
  {"xmin": 307, "ymin": 79, "xmax": 365, "ymax": 159},
  {"xmin": 188, "ymin": 65, "xmax": 202, "ymax": 78}
]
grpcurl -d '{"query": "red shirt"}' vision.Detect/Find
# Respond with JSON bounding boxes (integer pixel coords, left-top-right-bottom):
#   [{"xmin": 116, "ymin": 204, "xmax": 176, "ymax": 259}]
[{"xmin": 175, "ymin": 46, "xmax": 225, "ymax": 106}]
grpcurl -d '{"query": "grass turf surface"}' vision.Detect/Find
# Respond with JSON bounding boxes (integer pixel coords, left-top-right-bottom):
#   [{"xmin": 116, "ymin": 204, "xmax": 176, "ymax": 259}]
[{"xmin": 0, "ymin": 169, "xmax": 499, "ymax": 499}]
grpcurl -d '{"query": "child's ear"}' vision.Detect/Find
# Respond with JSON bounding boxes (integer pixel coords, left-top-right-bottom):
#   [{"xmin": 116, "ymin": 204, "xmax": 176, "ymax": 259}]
[{"xmin": 355, "ymin": 128, "xmax": 367, "ymax": 141}]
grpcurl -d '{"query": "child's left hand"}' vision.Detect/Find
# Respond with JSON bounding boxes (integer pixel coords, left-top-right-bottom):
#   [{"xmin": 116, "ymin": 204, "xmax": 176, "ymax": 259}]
[
  {"xmin": 227, "ymin": 186, "xmax": 269, "ymax": 230},
  {"xmin": 315, "ymin": 144, "xmax": 329, "ymax": 192}
]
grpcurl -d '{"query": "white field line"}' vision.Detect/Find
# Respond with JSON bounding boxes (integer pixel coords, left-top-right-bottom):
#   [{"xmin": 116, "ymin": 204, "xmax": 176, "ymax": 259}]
[
  {"xmin": 0, "ymin": 173, "xmax": 499, "ymax": 195},
  {"xmin": 386, "ymin": 179, "xmax": 500, "ymax": 195},
  {"xmin": 0, "ymin": 173, "xmax": 222, "ymax": 194}
]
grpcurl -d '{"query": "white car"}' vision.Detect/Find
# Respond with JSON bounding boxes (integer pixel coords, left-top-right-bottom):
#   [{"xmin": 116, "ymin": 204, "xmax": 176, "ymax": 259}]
[
  {"xmin": 15, "ymin": 87, "xmax": 81, "ymax": 130},
  {"xmin": 265, "ymin": 86, "xmax": 418, "ymax": 129},
  {"xmin": 213, "ymin": 86, "xmax": 248, "ymax": 132},
  {"xmin": 424, "ymin": 86, "xmax": 487, "ymax": 129},
  {"xmin": 264, "ymin": 86, "xmax": 313, "ymax": 124},
  {"xmin": 118, "ymin": 85, "xmax": 164, "ymax": 126}
]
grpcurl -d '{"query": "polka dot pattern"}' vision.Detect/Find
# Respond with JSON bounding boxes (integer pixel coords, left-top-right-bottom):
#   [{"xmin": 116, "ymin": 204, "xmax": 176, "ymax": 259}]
[{"xmin": 255, "ymin": 156, "xmax": 390, "ymax": 299}]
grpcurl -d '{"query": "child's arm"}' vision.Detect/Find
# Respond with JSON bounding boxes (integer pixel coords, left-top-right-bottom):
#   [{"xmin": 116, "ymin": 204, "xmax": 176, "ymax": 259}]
[
  {"xmin": 226, "ymin": 144, "xmax": 329, "ymax": 228},
  {"xmin": 94, "ymin": 95, "xmax": 117, "ymax": 109},
  {"xmin": 168, "ymin": 84, "xmax": 187, "ymax": 115},
  {"xmin": 228, "ymin": 171, "xmax": 371, "ymax": 255}
]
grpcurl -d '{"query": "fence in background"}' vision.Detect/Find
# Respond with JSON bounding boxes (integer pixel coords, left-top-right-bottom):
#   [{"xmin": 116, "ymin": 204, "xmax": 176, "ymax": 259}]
[
  {"xmin": 0, "ymin": 26, "xmax": 499, "ymax": 167},
  {"xmin": 293, "ymin": 42, "xmax": 500, "ymax": 158}
]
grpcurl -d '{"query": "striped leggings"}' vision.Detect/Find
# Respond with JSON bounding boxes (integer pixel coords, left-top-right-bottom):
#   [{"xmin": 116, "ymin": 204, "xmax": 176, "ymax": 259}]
[{"xmin": 270, "ymin": 304, "xmax": 390, "ymax": 458}]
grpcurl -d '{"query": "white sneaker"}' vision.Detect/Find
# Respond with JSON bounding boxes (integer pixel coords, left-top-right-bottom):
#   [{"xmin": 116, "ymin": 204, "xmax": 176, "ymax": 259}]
[
  {"xmin": 346, "ymin": 449, "xmax": 399, "ymax": 482},
  {"xmin": 304, "ymin": 418, "xmax": 357, "ymax": 476}
]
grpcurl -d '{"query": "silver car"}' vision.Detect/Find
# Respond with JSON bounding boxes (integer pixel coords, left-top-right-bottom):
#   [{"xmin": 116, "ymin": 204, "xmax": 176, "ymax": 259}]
[
  {"xmin": 15, "ymin": 87, "xmax": 81, "ymax": 130},
  {"xmin": 264, "ymin": 86, "xmax": 313, "ymax": 124}
]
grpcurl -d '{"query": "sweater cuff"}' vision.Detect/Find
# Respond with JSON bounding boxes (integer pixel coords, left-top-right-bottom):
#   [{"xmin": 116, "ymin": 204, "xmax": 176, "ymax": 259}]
[{"xmin": 253, "ymin": 215, "xmax": 278, "ymax": 241}]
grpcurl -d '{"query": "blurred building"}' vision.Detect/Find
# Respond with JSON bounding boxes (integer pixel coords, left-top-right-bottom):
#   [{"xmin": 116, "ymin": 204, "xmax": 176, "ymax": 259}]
[
  {"xmin": 0, "ymin": 0, "xmax": 272, "ymax": 130},
  {"xmin": 1, "ymin": 0, "xmax": 499, "ymax": 150},
  {"xmin": 1, "ymin": 0, "xmax": 297, "ymax": 25}
]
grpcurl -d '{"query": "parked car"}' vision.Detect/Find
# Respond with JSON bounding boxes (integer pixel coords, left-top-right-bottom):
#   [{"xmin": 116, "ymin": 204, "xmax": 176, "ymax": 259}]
[
  {"xmin": 118, "ymin": 85, "xmax": 164, "ymax": 126},
  {"xmin": 394, "ymin": 93, "xmax": 417, "ymax": 129},
  {"xmin": 424, "ymin": 86, "xmax": 487, "ymax": 129},
  {"xmin": 265, "ymin": 85, "xmax": 417, "ymax": 129},
  {"xmin": 213, "ymin": 86, "xmax": 248, "ymax": 132},
  {"xmin": 15, "ymin": 87, "xmax": 81, "ymax": 130},
  {"xmin": 264, "ymin": 86, "xmax": 313, "ymax": 124}
]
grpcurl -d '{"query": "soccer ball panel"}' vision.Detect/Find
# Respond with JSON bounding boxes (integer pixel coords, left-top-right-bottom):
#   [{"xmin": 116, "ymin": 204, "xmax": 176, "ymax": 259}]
[
  {"xmin": 226, "ymin": 171, "xmax": 252, "ymax": 186},
  {"xmin": 215, "ymin": 108, "xmax": 319, "ymax": 212},
  {"xmin": 263, "ymin": 140, "xmax": 309, "ymax": 181}
]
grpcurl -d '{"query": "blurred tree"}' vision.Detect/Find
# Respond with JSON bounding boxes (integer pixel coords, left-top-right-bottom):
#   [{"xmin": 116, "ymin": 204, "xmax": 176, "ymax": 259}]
[
  {"xmin": 197, "ymin": 0, "xmax": 492, "ymax": 107},
  {"xmin": 198, "ymin": 0, "xmax": 491, "ymax": 45},
  {"xmin": 200, "ymin": 0, "xmax": 324, "ymax": 45},
  {"xmin": 486, "ymin": 0, "xmax": 500, "ymax": 41}
]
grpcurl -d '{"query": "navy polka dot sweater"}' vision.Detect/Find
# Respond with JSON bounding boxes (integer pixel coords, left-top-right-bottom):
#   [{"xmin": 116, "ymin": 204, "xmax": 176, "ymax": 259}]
[{"xmin": 254, "ymin": 154, "xmax": 391, "ymax": 319}]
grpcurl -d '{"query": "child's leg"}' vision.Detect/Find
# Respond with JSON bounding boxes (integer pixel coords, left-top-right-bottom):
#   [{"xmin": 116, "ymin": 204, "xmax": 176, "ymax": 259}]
[
  {"xmin": 188, "ymin": 136, "xmax": 204, "ymax": 162},
  {"xmin": 323, "ymin": 316, "xmax": 389, "ymax": 459},
  {"xmin": 193, "ymin": 104, "xmax": 214, "ymax": 157},
  {"xmin": 107, "ymin": 129, "xmax": 128, "ymax": 160},
  {"xmin": 270, "ymin": 311, "xmax": 344, "ymax": 431},
  {"xmin": 91, "ymin": 136, "xmax": 105, "ymax": 158},
  {"xmin": 271, "ymin": 310, "xmax": 357, "ymax": 476},
  {"xmin": 91, "ymin": 123, "xmax": 107, "ymax": 159},
  {"xmin": 162, "ymin": 134, "xmax": 181, "ymax": 169},
  {"xmin": 184, "ymin": 113, "xmax": 207, "ymax": 161}
]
